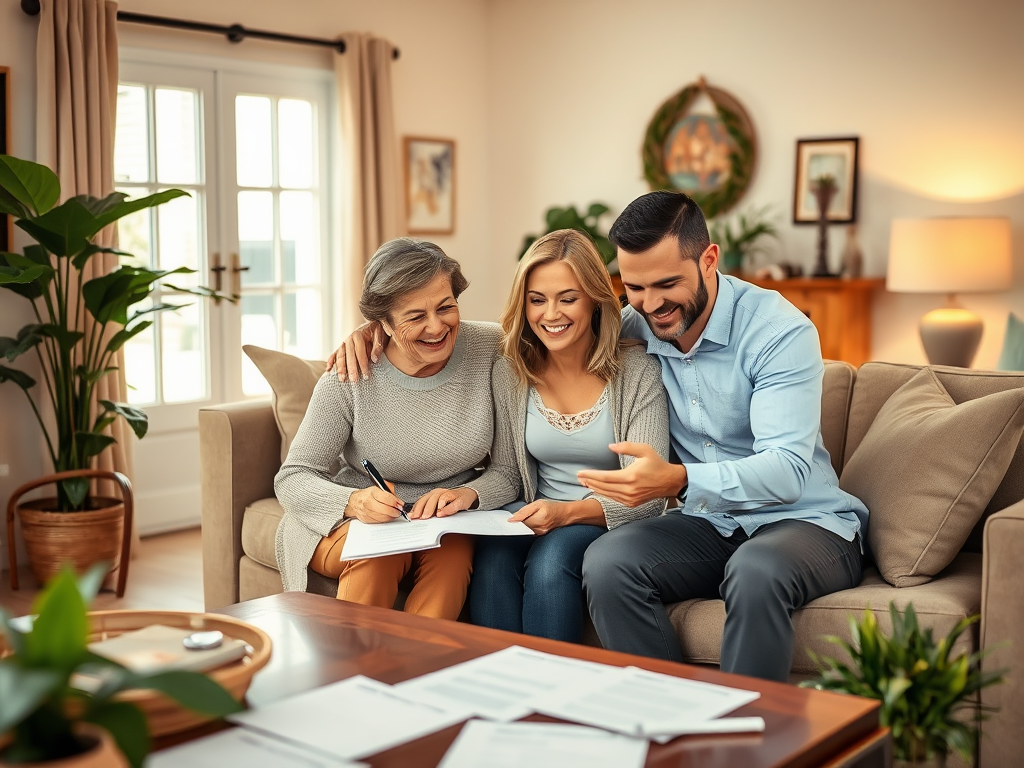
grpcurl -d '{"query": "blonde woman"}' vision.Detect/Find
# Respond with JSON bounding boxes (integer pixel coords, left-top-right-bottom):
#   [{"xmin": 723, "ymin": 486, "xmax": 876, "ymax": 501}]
[{"xmin": 468, "ymin": 229, "xmax": 669, "ymax": 642}]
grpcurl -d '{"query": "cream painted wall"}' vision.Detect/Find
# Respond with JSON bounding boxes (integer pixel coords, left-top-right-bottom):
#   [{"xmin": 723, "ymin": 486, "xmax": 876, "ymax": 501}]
[{"xmin": 484, "ymin": 0, "xmax": 1024, "ymax": 368}]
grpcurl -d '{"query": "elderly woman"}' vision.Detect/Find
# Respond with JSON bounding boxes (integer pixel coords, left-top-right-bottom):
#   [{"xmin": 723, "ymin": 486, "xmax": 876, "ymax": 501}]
[{"xmin": 274, "ymin": 238, "xmax": 516, "ymax": 619}]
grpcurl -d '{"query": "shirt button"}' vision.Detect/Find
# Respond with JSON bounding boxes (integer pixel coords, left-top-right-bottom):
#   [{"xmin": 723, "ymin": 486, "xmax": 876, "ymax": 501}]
[
  {"xmin": 685, "ymin": 359, "xmax": 692, "ymax": 364},
  {"xmin": 705, "ymin": 441, "xmax": 713, "ymax": 447},
  {"xmin": 691, "ymin": 399, "xmax": 697, "ymax": 405}
]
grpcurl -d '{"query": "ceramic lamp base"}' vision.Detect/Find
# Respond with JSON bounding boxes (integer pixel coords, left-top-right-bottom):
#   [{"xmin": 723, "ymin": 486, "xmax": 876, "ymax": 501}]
[{"xmin": 919, "ymin": 307, "xmax": 983, "ymax": 368}]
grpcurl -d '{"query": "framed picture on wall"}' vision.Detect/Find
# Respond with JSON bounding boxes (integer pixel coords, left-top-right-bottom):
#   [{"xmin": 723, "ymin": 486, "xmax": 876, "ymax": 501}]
[
  {"xmin": 792, "ymin": 137, "xmax": 859, "ymax": 224},
  {"xmin": 404, "ymin": 136, "xmax": 455, "ymax": 235},
  {"xmin": 1, "ymin": 66, "xmax": 11, "ymax": 251}
]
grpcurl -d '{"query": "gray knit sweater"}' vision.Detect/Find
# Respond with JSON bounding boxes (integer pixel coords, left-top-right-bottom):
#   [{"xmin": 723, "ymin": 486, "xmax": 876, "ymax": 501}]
[
  {"xmin": 488, "ymin": 344, "xmax": 671, "ymax": 528},
  {"xmin": 274, "ymin": 321, "xmax": 517, "ymax": 592}
]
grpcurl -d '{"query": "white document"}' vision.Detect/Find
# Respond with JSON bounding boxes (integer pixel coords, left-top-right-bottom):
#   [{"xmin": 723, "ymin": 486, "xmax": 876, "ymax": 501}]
[
  {"xmin": 534, "ymin": 665, "xmax": 761, "ymax": 740},
  {"xmin": 396, "ymin": 645, "xmax": 616, "ymax": 722},
  {"xmin": 341, "ymin": 509, "xmax": 533, "ymax": 560},
  {"xmin": 228, "ymin": 675, "xmax": 470, "ymax": 760},
  {"xmin": 146, "ymin": 728, "xmax": 366, "ymax": 768},
  {"xmin": 438, "ymin": 720, "xmax": 648, "ymax": 768}
]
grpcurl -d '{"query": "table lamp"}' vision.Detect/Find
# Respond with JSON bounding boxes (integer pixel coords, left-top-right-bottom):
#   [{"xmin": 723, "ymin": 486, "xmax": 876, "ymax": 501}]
[{"xmin": 887, "ymin": 217, "xmax": 1012, "ymax": 367}]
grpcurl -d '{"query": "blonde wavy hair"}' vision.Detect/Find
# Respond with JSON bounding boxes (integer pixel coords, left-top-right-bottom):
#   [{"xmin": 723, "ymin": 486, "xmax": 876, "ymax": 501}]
[{"xmin": 501, "ymin": 229, "xmax": 622, "ymax": 387}]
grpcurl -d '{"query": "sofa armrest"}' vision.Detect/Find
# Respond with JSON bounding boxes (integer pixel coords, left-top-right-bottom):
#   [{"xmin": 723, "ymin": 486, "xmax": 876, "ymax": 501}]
[
  {"xmin": 980, "ymin": 497, "xmax": 1024, "ymax": 768},
  {"xmin": 199, "ymin": 400, "xmax": 281, "ymax": 611}
]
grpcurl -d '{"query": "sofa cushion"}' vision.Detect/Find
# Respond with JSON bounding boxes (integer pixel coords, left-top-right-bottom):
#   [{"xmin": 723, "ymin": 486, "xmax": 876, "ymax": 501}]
[
  {"xmin": 241, "ymin": 497, "xmax": 286, "ymax": 570},
  {"xmin": 243, "ymin": 345, "xmax": 327, "ymax": 462},
  {"xmin": 840, "ymin": 367, "xmax": 1024, "ymax": 587},
  {"xmin": 667, "ymin": 552, "xmax": 982, "ymax": 674},
  {"xmin": 821, "ymin": 360, "xmax": 856, "ymax": 474}
]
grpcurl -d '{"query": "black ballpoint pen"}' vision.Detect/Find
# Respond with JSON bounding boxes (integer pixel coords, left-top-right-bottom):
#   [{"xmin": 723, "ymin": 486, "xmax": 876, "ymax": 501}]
[{"xmin": 361, "ymin": 459, "xmax": 413, "ymax": 520}]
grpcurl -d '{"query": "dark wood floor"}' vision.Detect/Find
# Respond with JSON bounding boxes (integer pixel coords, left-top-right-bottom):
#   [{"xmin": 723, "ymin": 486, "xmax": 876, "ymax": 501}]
[{"xmin": 0, "ymin": 527, "xmax": 204, "ymax": 615}]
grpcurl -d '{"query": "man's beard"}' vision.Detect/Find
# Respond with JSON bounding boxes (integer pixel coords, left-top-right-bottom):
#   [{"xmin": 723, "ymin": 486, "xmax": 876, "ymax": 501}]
[{"xmin": 644, "ymin": 269, "xmax": 709, "ymax": 341}]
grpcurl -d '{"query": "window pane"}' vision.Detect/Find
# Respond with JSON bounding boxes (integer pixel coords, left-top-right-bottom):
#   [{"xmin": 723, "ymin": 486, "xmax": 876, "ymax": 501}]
[
  {"xmin": 236, "ymin": 95, "xmax": 273, "ymax": 187},
  {"xmin": 124, "ymin": 297, "xmax": 157, "ymax": 405},
  {"xmin": 242, "ymin": 294, "xmax": 278, "ymax": 395},
  {"xmin": 116, "ymin": 189, "xmax": 152, "ymax": 268},
  {"xmin": 115, "ymin": 85, "xmax": 149, "ymax": 183},
  {"xmin": 280, "ymin": 191, "xmax": 317, "ymax": 284},
  {"xmin": 155, "ymin": 88, "xmax": 199, "ymax": 185},
  {"xmin": 278, "ymin": 99, "xmax": 313, "ymax": 189},
  {"xmin": 238, "ymin": 191, "xmax": 274, "ymax": 286},
  {"xmin": 161, "ymin": 303, "xmax": 206, "ymax": 402},
  {"xmin": 157, "ymin": 192, "xmax": 200, "ymax": 283},
  {"xmin": 284, "ymin": 289, "xmax": 321, "ymax": 359}
]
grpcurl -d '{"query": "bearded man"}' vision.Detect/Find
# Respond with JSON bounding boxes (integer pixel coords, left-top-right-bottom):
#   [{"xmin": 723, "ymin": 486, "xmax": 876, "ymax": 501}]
[{"xmin": 577, "ymin": 191, "xmax": 869, "ymax": 683}]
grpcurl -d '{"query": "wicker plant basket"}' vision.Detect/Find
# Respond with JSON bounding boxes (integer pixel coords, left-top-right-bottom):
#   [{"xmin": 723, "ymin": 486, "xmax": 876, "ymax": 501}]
[{"xmin": 6, "ymin": 469, "xmax": 133, "ymax": 596}]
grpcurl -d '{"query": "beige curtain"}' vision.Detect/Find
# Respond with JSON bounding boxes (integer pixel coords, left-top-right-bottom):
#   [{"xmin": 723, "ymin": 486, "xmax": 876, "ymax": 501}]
[
  {"xmin": 335, "ymin": 33, "xmax": 404, "ymax": 334},
  {"xmin": 36, "ymin": 0, "xmax": 139, "ymax": 555}
]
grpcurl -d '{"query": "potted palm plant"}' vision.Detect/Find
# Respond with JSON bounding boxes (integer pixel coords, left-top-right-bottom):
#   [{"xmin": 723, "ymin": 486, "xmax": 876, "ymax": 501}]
[
  {"xmin": 0, "ymin": 154, "xmax": 226, "ymax": 588},
  {"xmin": 0, "ymin": 564, "xmax": 242, "ymax": 767},
  {"xmin": 802, "ymin": 602, "xmax": 1005, "ymax": 767},
  {"xmin": 707, "ymin": 204, "xmax": 779, "ymax": 274}
]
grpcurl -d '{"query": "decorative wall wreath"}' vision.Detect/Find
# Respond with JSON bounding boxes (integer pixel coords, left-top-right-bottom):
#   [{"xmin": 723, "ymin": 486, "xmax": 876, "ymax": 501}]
[{"xmin": 642, "ymin": 77, "xmax": 758, "ymax": 219}]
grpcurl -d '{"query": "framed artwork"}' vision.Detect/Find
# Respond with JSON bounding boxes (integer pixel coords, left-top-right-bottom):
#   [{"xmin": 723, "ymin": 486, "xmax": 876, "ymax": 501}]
[
  {"xmin": 1, "ymin": 66, "xmax": 10, "ymax": 251},
  {"xmin": 404, "ymin": 136, "xmax": 455, "ymax": 235},
  {"xmin": 642, "ymin": 78, "xmax": 758, "ymax": 219},
  {"xmin": 793, "ymin": 137, "xmax": 859, "ymax": 224}
]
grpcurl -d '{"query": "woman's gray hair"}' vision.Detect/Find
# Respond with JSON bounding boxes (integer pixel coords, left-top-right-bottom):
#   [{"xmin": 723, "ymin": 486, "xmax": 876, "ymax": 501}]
[{"xmin": 359, "ymin": 238, "xmax": 469, "ymax": 323}]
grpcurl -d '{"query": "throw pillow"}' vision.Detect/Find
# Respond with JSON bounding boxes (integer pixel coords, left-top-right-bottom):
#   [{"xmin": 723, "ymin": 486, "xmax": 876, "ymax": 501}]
[
  {"xmin": 242, "ymin": 345, "xmax": 327, "ymax": 462},
  {"xmin": 997, "ymin": 312, "xmax": 1024, "ymax": 372},
  {"xmin": 840, "ymin": 367, "xmax": 1024, "ymax": 587}
]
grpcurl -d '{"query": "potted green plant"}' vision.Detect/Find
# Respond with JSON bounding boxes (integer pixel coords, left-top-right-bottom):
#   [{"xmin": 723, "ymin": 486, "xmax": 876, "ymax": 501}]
[
  {"xmin": 0, "ymin": 154, "xmax": 226, "ymax": 585},
  {"xmin": 519, "ymin": 203, "xmax": 616, "ymax": 270},
  {"xmin": 0, "ymin": 564, "xmax": 242, "ymax": 766},
  {"xmin": 801, "ymin": 602, "xmax": 1006, "ymax": 767},
  {"xmin": 707, "ymin": 204, "xmax": 779, "ymax": 274}
]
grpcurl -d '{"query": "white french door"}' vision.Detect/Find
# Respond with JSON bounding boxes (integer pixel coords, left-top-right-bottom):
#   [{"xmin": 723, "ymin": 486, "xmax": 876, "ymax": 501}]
[{"xmin": 115, "ymin": 52, "xmax": 333, "ymax": 534}]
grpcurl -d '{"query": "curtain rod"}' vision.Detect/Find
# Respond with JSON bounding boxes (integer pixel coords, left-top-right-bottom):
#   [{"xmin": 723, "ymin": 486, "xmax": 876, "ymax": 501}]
[{"xmin": 19, "ymin": 1, "xmax": 400, "ymax": 59}]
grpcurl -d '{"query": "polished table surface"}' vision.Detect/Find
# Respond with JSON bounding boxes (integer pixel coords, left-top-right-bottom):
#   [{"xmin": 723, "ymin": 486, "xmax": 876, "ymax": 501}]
[{"xmin": 208, "ymin": 593, "xmax": 881, "ymax": 768}]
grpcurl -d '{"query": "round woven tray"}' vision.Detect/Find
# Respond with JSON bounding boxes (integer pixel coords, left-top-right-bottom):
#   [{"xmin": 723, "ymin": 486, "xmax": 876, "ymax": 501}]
[
  {"xmin": 87, "ymin": 610, "xmax": 272, "ymax": 736},
  {"xmin": 1, "ymin": 610, "xmax": 272, "ymax": 738}
]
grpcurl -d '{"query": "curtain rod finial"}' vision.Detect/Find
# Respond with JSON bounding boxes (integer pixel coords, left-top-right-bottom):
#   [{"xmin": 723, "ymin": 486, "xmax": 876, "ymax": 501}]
[
  {"xmin": 227, "ymin": 23, "xmax": 245, "ymax": 43},
  {"xmin": 21, "ymin": 0, "xmax": 41, "ymax": 16}
]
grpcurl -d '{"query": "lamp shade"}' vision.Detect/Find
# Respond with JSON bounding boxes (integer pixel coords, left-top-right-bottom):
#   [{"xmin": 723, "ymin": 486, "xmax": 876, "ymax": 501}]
[{"xmin": 886, "ymin": 217, "xmax": 1012, "ymax": 293}]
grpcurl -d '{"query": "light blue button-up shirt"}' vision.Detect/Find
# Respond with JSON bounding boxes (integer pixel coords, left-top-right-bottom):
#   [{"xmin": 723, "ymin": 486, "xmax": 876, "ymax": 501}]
[{"xmin": 621, "ymin": 273, "xmax": 868, "ymax": 543}]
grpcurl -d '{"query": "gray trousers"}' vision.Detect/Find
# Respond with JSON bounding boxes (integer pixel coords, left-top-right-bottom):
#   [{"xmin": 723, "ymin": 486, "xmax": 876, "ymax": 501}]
[{"xmin": 582, "ymin": 515, "xmax": 863, "ymax": 682}]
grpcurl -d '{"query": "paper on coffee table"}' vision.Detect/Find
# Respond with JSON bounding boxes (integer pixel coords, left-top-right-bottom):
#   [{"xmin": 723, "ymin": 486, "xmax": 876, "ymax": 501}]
[
  {"xmin": 146, "ymin": 728, "xmax": 366, "ymax": 767},
  {"xmin": 438, "ymin": 721, "xmax": 648, "ymax": 768},
  {"xmin": 341, "ymin": 509, "xmax": 532, "ymax": 560},
  {"xmin": 228, "ymin": 675, "xmax": 471, "ymax": 760}
]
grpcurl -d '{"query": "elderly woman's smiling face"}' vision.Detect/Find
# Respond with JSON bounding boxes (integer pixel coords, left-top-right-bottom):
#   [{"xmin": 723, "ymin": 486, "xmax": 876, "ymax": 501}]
[{"xmin": 381, "ymin": 272, "xmax": 461, "ymax": 377}]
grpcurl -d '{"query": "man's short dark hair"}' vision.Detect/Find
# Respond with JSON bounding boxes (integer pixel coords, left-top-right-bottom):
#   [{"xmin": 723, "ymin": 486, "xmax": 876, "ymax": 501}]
[{"xmin": 608, "ymin": 191, "xmax": 710, "ymax": 261}]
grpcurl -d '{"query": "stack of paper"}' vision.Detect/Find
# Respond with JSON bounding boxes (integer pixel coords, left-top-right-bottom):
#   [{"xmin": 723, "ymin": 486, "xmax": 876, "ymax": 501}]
[
  {"xmin": 341, "ymin": 509, "xmax": 533, "ymax": 560},
  {"xmin": 146, "ymin": 729, "xmax": 366, "ymax": 768}
]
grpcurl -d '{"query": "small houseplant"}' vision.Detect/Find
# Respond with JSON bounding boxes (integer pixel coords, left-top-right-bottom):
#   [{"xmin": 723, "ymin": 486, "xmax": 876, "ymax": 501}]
[
  {"xmin": 0, "ymin": 564, "xmax": 242, "ymax": 766},
  {"xmin": 706, "ymin": 204, "xmax": 778, "ymax": 274},
  {"xmin": 519, "ymin": 203, "xmax": 616, "ymax": 269},
  {"xmin": 801, "ymin": 603, "xmax": 1005, "ymax": 767},
  {"xmin": 0, "ymin": 154, "xmax": 226, "ymax": 583}
]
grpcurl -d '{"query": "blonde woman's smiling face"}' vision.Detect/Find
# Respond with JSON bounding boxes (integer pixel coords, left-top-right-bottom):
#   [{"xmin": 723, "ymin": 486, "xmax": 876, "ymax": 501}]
[
  {"xmin": 382, "ymin": 272, "xmax": 460, "ymax": 377},
  {"xmin": 525, "ymin": 261, "xmax": 597, "ymax": 357}
]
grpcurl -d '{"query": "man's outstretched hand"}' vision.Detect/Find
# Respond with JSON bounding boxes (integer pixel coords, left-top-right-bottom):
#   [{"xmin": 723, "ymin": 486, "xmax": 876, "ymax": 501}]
[
  {"xmin": 577, "ymin": 442, "xmax": 686, "ymax": 507},
  {"xmin": 326, "ymin": 321, "xmax": 386, "ymax": 381}
]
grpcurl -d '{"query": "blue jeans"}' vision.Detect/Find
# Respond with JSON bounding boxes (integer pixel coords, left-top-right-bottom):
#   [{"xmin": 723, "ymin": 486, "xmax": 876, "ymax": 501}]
[{"xmin": 470, "ymin": 523, "xmax": 606, "ymax": 642}]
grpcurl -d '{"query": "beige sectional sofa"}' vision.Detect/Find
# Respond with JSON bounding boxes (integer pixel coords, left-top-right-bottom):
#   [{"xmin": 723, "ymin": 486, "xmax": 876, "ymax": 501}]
[{"xmin": 199, "ymin": 360, "xmax": 1024, "ymax": 767}]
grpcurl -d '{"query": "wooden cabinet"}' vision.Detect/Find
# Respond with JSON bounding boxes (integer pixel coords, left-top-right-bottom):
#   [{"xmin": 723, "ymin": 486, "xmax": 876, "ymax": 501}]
[
  {"xmin": 609, "ymin": 273, "xmax": 886, "ymax": 368},
  {"xmin": 738, "ymin": 275, "xmax": 885, "ymax": 367}
]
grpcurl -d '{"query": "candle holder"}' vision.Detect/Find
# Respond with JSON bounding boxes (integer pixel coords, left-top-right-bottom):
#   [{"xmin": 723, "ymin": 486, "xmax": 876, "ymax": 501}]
[{"xmin": 811, "ymin": 175, "xmax": 838, "ymax": 277}]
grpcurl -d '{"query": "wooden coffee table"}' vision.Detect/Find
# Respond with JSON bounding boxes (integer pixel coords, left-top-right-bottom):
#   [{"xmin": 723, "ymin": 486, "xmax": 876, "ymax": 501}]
[{"xmin": 203, "ymin": 593, "xmax": 889, "ymax": 768}]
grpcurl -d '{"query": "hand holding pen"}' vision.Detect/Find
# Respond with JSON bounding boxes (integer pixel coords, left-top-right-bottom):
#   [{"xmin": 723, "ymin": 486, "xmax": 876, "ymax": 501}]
[{"xmin": 361, "ymin": 460, "xmax": 413, "ymax": 521}]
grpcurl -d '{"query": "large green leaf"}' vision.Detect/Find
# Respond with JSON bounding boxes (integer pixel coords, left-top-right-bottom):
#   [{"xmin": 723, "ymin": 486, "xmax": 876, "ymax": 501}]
[
  {"xmin": 0, "ymin": 187, "xmax": 31, "ymax": 219},
  {"xmin": 75, "ymin": 431, "xmax": 117, "ymax": 460},
  {"xmin": 0, "ymin": 363, "xmax": 36, "ymax": 390},
  {"xmin": 75, "ymin": 365, "xmax": 119, "ymax": 385},
  {"xmin": 84, "ymin": 700, "xmax": 150, "ymax": 768},
  {"xmin": 0, "ymin": 252, "xmax": 47, "ymax": 299},
  {"xmin": 140, "ymin": 670, "xmax": 243, "ymax": 716},
  {"xmin": 94, "ymin": 189, "xmax": 189, "ymax": 230},
  {"xmin": 0, "ymin": 262, "xmax": 51, "ymax": 286},
  {"xmin": 106, "ymin": 321, "xmax": 153, "ymax": 354},
  {"xmin": 24, "ymin": 568, "xmax": 88, "ymax": 671},
  {"xmin": 0, "ymin": 660, "xmax": 62, "ymax": 733},
  {"xmin": 82, "ymin": 266, "xmax": 193, "ymax": 326},
  {"xmin": 76, "ymin": 191, "xmax": 128, "ymax": 218},
  {"xmin": 60, "ymin": 477, "xmax": 90, "ymax": 508},
  {"xmin": 0, "ymin": 155, "xmax": 61, "ymax": 216},
  {"xmin": 71, "ymin": 242, "xmax": 135, "ymax": 271},
  {"xmin": 98, "ymin": 400, "xmax": 149, "ymax": 440},
  {"xmin": 17, "ymin": 197, "xmax": 104, "ymax": 258},
  {"xmin": 0, "ymin": 324, "xmax": 44, "ymax": 362},
  {"xmin": 39, "ymin": 324, "xmax": 85, "ymax": 354}
]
